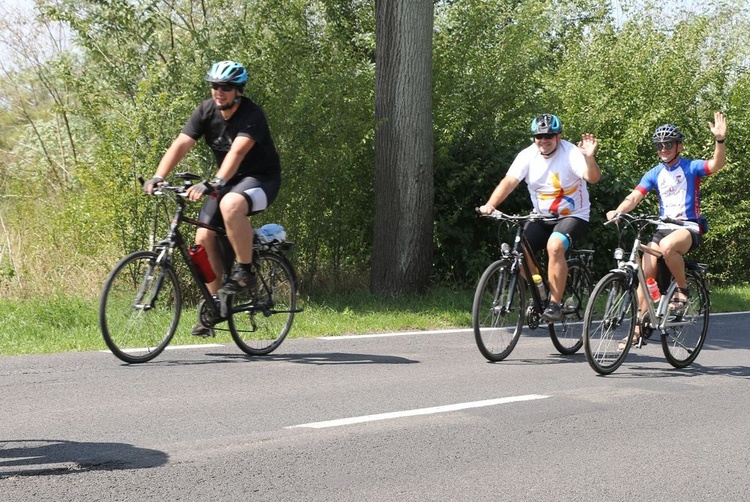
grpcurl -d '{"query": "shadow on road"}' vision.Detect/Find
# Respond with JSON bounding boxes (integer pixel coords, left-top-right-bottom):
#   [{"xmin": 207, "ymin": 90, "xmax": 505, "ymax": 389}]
[
  {"xmin": 489, "ymin": 353, "xmax": 587, "ymax": 366},
  {"xmin": 610, "ymin": 362, "xmax": 750, "ymax": 379},
  {"xmin": 210, "ymin": 351, "xmax": 420, "ymax": 366},
  {"xmin": 108, "ymin": 351, "xmax": 419, "ymax": 367},
  {"xmin": 0, "ymin": 439, "xmax": 168, "ymax": 478}
]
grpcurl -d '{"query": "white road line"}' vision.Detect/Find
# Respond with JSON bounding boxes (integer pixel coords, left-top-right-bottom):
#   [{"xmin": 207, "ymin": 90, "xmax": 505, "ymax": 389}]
[
  {"xmin": 317, "ymin": 311, "xmax": 749, "ymax": 341},
  {"xmin": 318, "ymin": 328, "xmax": 473, "ymax": 340},
  {"xmin": 287, "ymin": 394, "xmax": 550, "ymax": 429}
]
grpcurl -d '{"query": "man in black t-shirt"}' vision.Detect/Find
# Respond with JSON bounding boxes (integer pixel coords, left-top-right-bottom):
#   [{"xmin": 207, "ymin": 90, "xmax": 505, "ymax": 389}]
[{"xmin": 143, "ymin": 60, "xmax": 281, "ymax": 336}]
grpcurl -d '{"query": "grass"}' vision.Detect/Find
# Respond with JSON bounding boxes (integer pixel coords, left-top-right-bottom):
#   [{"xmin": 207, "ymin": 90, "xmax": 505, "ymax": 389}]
[
  {"xmin": 0, "ymin": 285, "xmax": 746, "ymax": 358},
  {"xmin": 0, "ymin": 287, "xmax": 474, "ymax": 357}
]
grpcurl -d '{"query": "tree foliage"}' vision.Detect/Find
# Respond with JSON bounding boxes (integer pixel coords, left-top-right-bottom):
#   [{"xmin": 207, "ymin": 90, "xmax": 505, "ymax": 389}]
[{"xmin": 1, "ymin": 0, "xmax": 750, "ymax": 300}]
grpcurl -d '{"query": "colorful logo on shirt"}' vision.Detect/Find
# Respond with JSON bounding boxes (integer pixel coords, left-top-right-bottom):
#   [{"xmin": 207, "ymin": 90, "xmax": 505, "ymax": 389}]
[{"xmin": 540, "ymin": 172, "xmax": 579, "ymax": 216}]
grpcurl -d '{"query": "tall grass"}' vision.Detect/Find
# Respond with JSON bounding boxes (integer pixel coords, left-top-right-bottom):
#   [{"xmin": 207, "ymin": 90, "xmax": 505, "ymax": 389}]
[{"xmin": 0, "ymin": 194, "xmax": 118, "ymax": 300}]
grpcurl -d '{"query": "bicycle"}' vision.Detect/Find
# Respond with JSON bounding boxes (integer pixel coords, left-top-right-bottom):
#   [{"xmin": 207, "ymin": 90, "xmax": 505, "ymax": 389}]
[
  {"xmin": 582, "ymin": 213, "xmax": 710, "ymax": 375},
  {"xmin": 472, "ymin": 210, "xmax": 594, "ymax": 361},
  {"xmin": 99, "ymin": 172, "xmax": 301, "ymax": 363}
]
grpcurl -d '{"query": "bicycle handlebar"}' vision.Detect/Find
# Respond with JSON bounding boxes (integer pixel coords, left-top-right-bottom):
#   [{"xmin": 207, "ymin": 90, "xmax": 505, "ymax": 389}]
[
  {"xmin": 605, "ymin": 212, "xmax": 685, "ymax": 227},
  {"xmin": 475, "ymin": 208, "xmax": 559, "ymax": 223},
  {"xmin": 139, "ymin": 173, "xmax": 203, "ymax": 198}
]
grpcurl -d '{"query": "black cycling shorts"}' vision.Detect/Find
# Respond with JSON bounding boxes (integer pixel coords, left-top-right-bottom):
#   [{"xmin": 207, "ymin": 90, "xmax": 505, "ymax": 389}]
[
  {"xmin": 198, "ymin": 175, "xmax": 281, "ymax": 228},
  {"xmin": 651, "ymin": 228, "xmax": 701, "ymax": 251},
  {"xmin": 523, "ymin": 217, "xmax": 589, "ymax": 254}
]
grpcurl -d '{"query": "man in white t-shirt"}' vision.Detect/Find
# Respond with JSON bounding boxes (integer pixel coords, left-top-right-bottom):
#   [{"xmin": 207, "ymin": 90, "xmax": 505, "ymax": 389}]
[{"xmin": 479, "ymin": 114, "xmax": 601, "ymax": 321}]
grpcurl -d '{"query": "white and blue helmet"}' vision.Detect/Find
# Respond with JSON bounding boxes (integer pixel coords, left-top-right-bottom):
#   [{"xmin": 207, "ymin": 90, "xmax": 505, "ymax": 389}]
[{"xmin": 205, "ymin": 60, "xmax": 248, "ymax": 90}]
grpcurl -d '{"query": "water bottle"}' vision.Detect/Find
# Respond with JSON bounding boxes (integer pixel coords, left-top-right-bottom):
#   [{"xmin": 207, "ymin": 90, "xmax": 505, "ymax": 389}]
[
  {"xmin": 189, "ymin": 244, "xmax": 216, "ymax": 283},
  {"xmin": 646, "ymin": 277, "xmax": 661, "ymax": 302},
  {"xmin": 532, "ymin": 274, "xmax": 547, "ymax": 301}
]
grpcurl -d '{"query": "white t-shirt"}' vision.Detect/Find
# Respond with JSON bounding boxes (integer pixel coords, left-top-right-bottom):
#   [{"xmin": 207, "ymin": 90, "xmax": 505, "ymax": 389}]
[{"xmin": 506, "ymin": 139, "xmax": 592, "ymax": 220}]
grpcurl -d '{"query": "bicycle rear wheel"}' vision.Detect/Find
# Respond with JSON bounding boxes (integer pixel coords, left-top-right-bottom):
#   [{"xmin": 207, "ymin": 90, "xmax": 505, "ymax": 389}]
[
  {"xmin": 661, "ymin": 269, "xmax": 710, "ymax": 368},
  {"xmin": 548, "ymin": 260, "xmax": 591, "ymax": 355},
  {"xmin": 583, "ymin": 272, "xmax": 636, "ymax": 375},
  {"xmin": 472, "ymin": 259, "xmax": 525, "ymax": 362},
  {"xmin": 228, "ymin": 250, "xmax": 297, "ymax": 355},
  {"xmin": 99, "ymin": 251, "xmax": 181, "ymax": 363}
]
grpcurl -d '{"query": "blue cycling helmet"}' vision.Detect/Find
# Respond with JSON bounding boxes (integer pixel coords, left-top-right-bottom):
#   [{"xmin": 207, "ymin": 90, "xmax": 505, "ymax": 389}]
[
  {"xmin": 205, "ymin": 60, "xmax": 248, "ymax": 90},
  {"xmin": 530, "ymin": 114, "xmax": 563, "ymax": 136},
  {"xmin": 652, "ymin": 124, "xmax": 684, "ymax": 144}
]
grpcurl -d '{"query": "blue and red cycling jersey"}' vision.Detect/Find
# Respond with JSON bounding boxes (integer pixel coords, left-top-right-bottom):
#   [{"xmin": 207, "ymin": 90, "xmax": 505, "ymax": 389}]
[{"xmin": 635, "ymin": 157, "xmax": 710, "ymax": 232}]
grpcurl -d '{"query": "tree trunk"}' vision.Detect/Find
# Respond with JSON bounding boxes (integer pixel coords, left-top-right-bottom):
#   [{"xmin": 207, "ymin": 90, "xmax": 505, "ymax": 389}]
[{"xmin": 371, "ymin": 0, "xmax": 434, "ymax": 297}]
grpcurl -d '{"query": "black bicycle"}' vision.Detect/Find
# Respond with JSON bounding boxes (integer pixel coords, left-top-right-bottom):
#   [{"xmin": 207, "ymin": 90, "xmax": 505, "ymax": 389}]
[
  {"xmin": 472, "ymin": 210, "xmax": 594, "ymax": 361},
  {"xmin": 582, "ymin": 213, "xmax": 710, "ymax": 374},
  {"xmin": 99, "ymin": 173, "xmax": 301, "ymax": 363}
]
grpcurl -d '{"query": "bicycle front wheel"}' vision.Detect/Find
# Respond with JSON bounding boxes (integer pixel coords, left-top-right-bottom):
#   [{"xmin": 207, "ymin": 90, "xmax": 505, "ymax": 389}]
[
  {"xmin": 99, "ymin": 251, "xmax": 181, "ymax": 363},
  {"xmin": 583, "ymin": 272, "xmax": 636, "ymax": 375},
  {"xmin": 661, "ymin": 269, "xmax": 710, "ymax": 368},
  {"xmin": 472, "ymin": 259, "xmax": 525, "ymax": 362},
  {"xmin": 228, "ymin": 250, "xmax": 297, "ymax": 355},
  {"xmin": 548, "ymin": 260, "xmax": 591, "ymax": 355}
]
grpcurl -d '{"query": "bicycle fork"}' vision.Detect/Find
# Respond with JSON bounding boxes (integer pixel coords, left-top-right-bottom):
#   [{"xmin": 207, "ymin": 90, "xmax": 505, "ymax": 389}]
[{"xmin": 132, "ymin": 254, "xmax": 169, "ymax": 311}]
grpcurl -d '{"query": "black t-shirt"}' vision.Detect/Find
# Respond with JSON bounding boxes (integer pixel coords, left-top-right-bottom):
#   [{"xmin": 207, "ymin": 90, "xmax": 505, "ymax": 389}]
[{"xmin": 181, "ymin": 96, "xmax": 281, "ymax": 179}]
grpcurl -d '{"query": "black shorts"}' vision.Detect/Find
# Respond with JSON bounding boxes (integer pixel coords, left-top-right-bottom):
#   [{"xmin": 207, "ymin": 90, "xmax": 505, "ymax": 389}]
[
  {"xmin": 523, "ymin": 217, "xmax": 589, "ymax": 254},
  {"xmin": 651, "ymin": 228, "xmax": 701, "ymax": 251},
  {"xmin": 198, "ymin": 174, "xmax": 281, "ymax": 228}
]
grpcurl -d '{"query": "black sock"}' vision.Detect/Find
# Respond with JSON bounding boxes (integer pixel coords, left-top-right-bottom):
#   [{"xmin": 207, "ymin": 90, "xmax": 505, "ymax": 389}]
[{"xmin": 239, "ymin": 262, "xmax": 255, "ymax": 274}]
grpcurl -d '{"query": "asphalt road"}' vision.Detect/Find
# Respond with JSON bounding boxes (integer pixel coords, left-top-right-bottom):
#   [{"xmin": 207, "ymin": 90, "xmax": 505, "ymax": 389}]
[{"xmin": 2, "ymin": 313, "xmax": 749, "ymax": 501}]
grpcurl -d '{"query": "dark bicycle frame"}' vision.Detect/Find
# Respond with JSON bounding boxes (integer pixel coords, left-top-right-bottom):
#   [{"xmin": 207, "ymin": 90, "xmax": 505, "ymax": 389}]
[
  {"xmin": 472, "ymin": 209, "xmax": 595, "ymax": 362},
  {"xmin": 489, "ymin": 211, "xmax": 593, "ymax": 325},
  {"xmin": 144, "ymin": 172, "xmax": 298, "ymax": 321}
]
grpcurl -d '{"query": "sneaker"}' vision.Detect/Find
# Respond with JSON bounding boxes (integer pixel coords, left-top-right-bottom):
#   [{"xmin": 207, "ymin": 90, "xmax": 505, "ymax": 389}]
[
  {"xmin": 541, "ymin": 302, "xmax": 563, "ymax": 322},
  {"xmin": 220, "ymin": 265, "xmax": 258, "ymax": 295},
  {"xmin": 191, "ymin": 322, "xmax": 215, "ymax": 338}
]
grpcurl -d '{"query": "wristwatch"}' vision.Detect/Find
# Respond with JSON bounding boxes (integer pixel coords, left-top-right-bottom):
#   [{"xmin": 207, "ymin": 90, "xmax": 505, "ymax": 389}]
[{"xmin": 212, "ymin": 176, "xmax": 226, "ymax": 188}]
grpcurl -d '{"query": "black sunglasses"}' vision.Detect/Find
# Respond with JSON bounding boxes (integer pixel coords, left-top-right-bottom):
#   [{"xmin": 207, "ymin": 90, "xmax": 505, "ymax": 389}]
[
  {"xmin": 534, "ymin": 134, "xmax": 556, "ymax": 140},
  {"xmin": 211, "ymin": 83, "xmax": 236, "ymax": 92},
  {"xmin": 655, "ymin": 142, "xmax": 675, "ymax": 151}
]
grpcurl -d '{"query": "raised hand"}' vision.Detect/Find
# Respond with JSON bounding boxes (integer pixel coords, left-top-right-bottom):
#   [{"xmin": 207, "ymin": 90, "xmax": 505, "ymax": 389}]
[
  {"xmin": 577, "ymin": 133, "xmax": 598, "ymax": 157},
  {"xmin": 708, "ymin": 111, "xmax": 727, "ymax": 141}
]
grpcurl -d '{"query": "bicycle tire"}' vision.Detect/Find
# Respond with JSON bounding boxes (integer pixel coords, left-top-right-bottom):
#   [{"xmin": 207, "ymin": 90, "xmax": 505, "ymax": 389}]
[
  {"xmin": 99, "ymin": 250, "xmax": 181, "ymax": 363},
  {"xmin": 548, "ymin": 260, "xmax": 591, "ymax": 355},
  {"xmin": 472, "ymin": 259, "xmax": 525, "ymax": 362},
  {"xmin": 661, "ymin": 269, "xmax": 710, "ymax": 368},
  {"xmin": 583, "ymin": 272, "xmax": 636, "ymax": 375},
  {"xmin": 228, "ymin": 250, "xmax": 297, "ymax": 355}
]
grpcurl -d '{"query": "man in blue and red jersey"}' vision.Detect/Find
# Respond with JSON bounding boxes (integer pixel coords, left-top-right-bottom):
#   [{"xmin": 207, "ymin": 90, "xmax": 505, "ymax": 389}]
[{"xmin": 607, "ymin": 112, "xmax": 727, "ymax": 316}]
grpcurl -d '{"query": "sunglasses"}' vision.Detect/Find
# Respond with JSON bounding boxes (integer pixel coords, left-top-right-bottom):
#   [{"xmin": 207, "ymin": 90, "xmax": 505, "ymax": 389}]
[
  {"xmin": 534, "ymin": 134, "xmax": 556, "ymax": 140},
  {"xmin": 655, "ymin": 142, "xmax": 675, "ymax": 151},
  {"xmin": 211, "ymin": 83, "xmax": 236, "ymax": 92}
]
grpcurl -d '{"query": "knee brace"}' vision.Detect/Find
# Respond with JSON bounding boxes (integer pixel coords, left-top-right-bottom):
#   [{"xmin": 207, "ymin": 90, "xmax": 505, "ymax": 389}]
[{"xmin": 550, "ymin": 231, "xmax": 571, "ymax": 251}]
